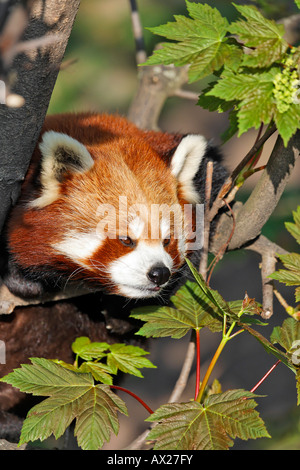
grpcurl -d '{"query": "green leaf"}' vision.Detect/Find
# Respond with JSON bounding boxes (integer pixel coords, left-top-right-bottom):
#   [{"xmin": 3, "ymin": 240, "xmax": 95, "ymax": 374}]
[
  {"xmin": 296, "ymin": 0, "xmax": 300, "ymax": 9},
  {"xmin": 144, "ymin": 2, "xmax": 236, "ymax": 82},
  {"xmin": 1, "ymin": 358, "xmax": 127, "ymax": 450},
  {"xmin": 274, "ymin": 103, "xmax": 300, "ymax": 147},
  {"xmin": 240, "ymin": 322, "xmax": 295, "ymax": 372},
  {"xmin": 285, "ymin": 207, "xmax": 300, "ymax": 245},
  {"xmin": 229, "ymin": 4, "xmax": 288, "ymax": 67},
  {"xmin": 79, "ymin": 362, "xmax": 114, "ymax": 385},
  {"xmin": 269, "ymin": 207, "xmax": 300, "ymax": 304},
  {"xmin": 74, "ymin": 385, "xmax": 127, "ymax": 450},
  {"xmin": 185, "ymin": 259, "xmax": 236, "ymax": 319},
  {"xmin": 207, "ymin": 68, "xmax": 277, "ymax": 135},
  {"xmin": 146, "ymin": 390, "xmax": 270, "ymax": 450},
  {"xmin": 271, "ymin": 317, "xmax": 300, "ymax": 364},
  {"xmin": 0, "ymin": 357, "xmax": 93, "ymax": 396},
  {"xmin": 270, "ymin": 268, "xmax": 300, "ymax": 286},
  {"xmin": 131, "ymin": 280, "xmax": 223, "ymax": 339},
  {"xmin": 106, "ymin": 344, "xmax": 156, "ymax": 378},
  {"xmin": 271, "ymin": 317, "xmax": 300, "ymax": 404},
  {"xmin": 72, "ymin": 337, "xmax": 110, "ymax": 361},
  {"xmin": 197, "ymin": 81, "xmax": 237, "ymax": 113}
]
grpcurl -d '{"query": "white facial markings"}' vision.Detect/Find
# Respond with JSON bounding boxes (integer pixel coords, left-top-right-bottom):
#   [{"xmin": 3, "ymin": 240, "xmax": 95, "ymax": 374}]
[
  {"xmin": 108, "ymin": 241, "xmax": 174, "ymax": 298},
  {"xmin": 52, "ymin": 231, "xmax": 103, "ymax": 265}
]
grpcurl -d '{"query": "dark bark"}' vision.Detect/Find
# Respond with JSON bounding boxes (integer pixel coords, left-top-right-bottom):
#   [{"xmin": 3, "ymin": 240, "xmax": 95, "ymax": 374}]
[{"xmin": 0, "ymin": 0, "xmax": 81, "ymax": 234}]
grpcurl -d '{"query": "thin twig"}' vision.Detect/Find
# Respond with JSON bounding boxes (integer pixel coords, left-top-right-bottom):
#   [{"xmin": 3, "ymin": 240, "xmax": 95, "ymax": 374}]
[
  {"xmin": 173, "ymin": 89, "xmax": 199, "ymax": 101},
  {"xmin": 207, "ymin": 198, "xmax": 236, "ymax": 285},
  {"xmin": 128, "ymin": 0, "xmax": 147, "ymax": 65},
  {"xmin": 260, "ymin": 252, "xmax": 276, "ymax": 319},
  {"xmin": 209, "ymin": 124, "xmax": 277, "ymax": 223}
]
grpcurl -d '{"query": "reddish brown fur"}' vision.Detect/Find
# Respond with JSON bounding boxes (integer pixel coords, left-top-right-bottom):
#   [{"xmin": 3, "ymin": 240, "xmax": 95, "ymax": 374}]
[{"xmin": 6, "ymin": 113, "xmax": 187, "ymax": 291}]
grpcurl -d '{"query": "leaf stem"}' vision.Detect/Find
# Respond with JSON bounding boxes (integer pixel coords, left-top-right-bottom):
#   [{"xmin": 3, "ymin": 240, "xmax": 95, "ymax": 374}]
[
  {"xmin": 194, "ymin": 329, "xmax": 201, "ymax": 400},
  {"xmin": 196, "ymin": 310, "xmax": 244, "ymax": 403},
  {"xmin": 196, "ymin": 336, "xmax": 227, "ymax": 403},
  {"xmin": 250, "ymin": 360, "xmax": 281, "ymax": 394},
  {"xmin": 110, "ymin": 385, "xmax": 153, "ymax": 414}
]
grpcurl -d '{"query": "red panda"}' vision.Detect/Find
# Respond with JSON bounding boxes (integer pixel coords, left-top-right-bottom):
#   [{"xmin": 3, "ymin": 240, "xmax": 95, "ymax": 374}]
[{"xmin": 2, "ymin": 112, "xmax": 227, "ymax": 300}]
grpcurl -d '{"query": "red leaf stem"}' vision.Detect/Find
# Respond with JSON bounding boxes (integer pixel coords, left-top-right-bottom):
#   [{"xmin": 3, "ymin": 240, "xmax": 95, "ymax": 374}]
[
  {"xmin": 250, "ymin": 360, "xmax": 281, "ymax": 394},
  {"xmin": 110, "ymin": 385, "xmax": 154, "ymax": 414}
]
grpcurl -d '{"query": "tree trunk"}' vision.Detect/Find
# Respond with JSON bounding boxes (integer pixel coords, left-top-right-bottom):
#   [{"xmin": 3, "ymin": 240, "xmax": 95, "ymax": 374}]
[{"xmin": 0, "ymin": 0, "xmax": 81, "ymax": 234}]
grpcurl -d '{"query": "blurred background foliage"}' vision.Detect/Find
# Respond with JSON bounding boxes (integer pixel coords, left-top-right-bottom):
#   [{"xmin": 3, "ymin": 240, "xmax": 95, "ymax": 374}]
[{"xmin": 47, "ymin": 0, "xmax": 300, "ymax": 449}]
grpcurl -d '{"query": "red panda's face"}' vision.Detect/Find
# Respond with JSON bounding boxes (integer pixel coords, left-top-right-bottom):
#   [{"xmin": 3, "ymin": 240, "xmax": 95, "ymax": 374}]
[{"xmin": 8, "ymin": 116, "xmax": 208, "ymax": 299}]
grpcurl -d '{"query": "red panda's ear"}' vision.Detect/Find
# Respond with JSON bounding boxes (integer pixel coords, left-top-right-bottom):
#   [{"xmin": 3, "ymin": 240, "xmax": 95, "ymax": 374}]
[
  {"xmin": 30, "ymin": 131, "xmax": 94, "ymax": 208},
  {"xmin": 170, "ymin": 135, "xmax": 207, "ymax": 203}
]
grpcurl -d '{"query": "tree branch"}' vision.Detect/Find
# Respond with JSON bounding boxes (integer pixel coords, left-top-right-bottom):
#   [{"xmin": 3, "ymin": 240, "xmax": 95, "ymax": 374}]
[
  {"xmin": 128, "ymin": 62, "xmax": 189, "ymax": 130},
  {"xmin": 228, "ymin": 131, "xmax": 300, "ymax": 250}
]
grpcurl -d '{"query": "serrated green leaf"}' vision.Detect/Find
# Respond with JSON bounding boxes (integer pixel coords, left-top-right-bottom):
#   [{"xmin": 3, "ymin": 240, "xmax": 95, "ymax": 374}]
[
  {"xmin": 19, "ymin": 384, "xmax": 127, "ymax": 450},
  {"xmin": 106, "ymin": 344, "xmax": 156, "ymax": 378},
  {"xmin": 1, "ymin": 359, "xmax": 128, "ymax": 450},
  {"xmin": 229, "ymin": 4, "xmax": 288, "ymax": 67},
  {"xmin": 285, "ymin": 207, "xmax": 300, "ymax": 245},
  {"xmin": 74, "ymin": 385, "xmax": 127, "ymax": 450},
  {"xmin": 0, "ymin": 357, "xmax": 93, "ymax": 396},
  {"xmin": 206, "ymin": 66, "xmax": 299, "ymax": 139},
  {"xmin": 271, "ymin": 317, "xmax": 300, "ymax": 361},
  {"xmin": 236, "ymin": 80, "xmax": 275, "ymax": 135},
  {"xmin": 79, "ymin": 362, "xmax": 113, "ymax": 385},
  {"xmin": 131, "ymin": 280, "xmax": 223, "ymax": 339},
  {"xmin": 270, "ymin": 269, "xmax": 300, "ymax": 286},
  {"xmin": 278, "ymin": 253, "xmax": 300, "ymax": 273},
  {"xmin": 72, "ymin": 337, "xmax": 110, "ymax": 361},
  {"xmin": 198, "ymin": 81, "xmax": 237, "ymax": 113},
  {"xmin": 207, "ymin": 68, "xmax": 277, "ymax": 101},
  {"xmin": 144, "ymin": 2, "xmax": 235, "ymax": 82},
  {"xmin": 274, "ymin": 103, "xmax": 300, "ymax": 147},
  {"xmin": 239, "ymin": 322, "xmax": 295, "ymax": 372},
  {"xmin": 185, "ymin": 259, "xmax": 236, "ymax": 318},
  {"xmin": 146, "ymin": 389, "xmax": 269, "ymax": 450},
  {"xmin": 271, "ymin": 318, "xmax": 300, "ymax": 404}
]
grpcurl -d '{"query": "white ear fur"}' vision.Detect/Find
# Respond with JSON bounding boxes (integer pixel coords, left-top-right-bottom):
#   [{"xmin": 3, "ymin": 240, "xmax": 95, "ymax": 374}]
[
  {"xmin": 171, "ymin": 135, "xmax": 207, "ymax": 203},
  {"xmin": 30, "ymin": 131, "xmax": 94, "ymax": 209}
]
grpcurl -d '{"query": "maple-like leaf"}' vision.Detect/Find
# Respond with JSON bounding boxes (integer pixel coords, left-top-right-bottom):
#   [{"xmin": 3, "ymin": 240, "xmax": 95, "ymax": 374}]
[
  {"xmin": 131, "ymin": 280, "xmax": 224, "ymax": 339},
  {"xmin": 1, "ymin": 358, "xmax": 128, "ymax": 450},
  {"xmin": 229, "ymin": 4, "xmax": 288, "ymax": 67},
  {"xmin": 147, "ymin": 390, "xmax": 270, "ymax": 450},
  {"xmin": 143, "ymin": 2, "xmax": 242, "ymax": 82}
]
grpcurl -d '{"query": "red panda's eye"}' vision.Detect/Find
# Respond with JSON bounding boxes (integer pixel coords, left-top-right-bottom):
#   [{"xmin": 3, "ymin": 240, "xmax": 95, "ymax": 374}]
[
  {"xmin": 118, "ymin": 236, "xmax": 136, "ymax": 248},
  {"xmin": 163, "ymin": 237, "xmax": 171, "ymax": 247}
]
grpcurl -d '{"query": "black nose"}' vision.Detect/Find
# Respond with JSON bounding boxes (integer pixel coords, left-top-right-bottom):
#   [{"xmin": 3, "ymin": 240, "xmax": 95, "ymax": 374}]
[{"xmin": 147, "ymin": 264, "xmax": 171, "ymax": 286}]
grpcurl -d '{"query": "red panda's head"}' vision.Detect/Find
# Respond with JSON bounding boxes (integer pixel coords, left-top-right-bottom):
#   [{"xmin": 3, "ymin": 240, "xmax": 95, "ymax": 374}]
[{"xmin": 7, "ymin": 116, "xmax": 207, "ymax": 299}]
